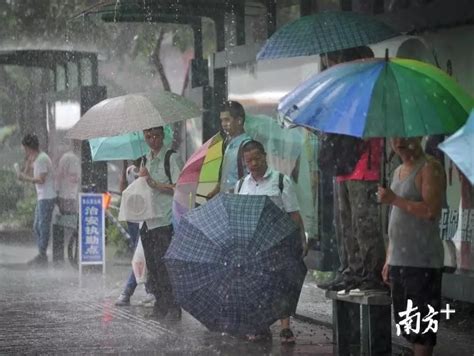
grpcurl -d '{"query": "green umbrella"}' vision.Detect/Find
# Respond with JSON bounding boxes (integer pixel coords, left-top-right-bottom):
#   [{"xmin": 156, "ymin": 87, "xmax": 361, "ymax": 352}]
[
  {"xmin": 278, "ymin": 57, "xmax": 474, "ymax": 186},
  {"xmin": 257, "ymin": 11, "xmax": 399, "ymax": 60},
  {"xmin": 89, "ymin": 126, "xmax": 173, "ymax": 161},
  {"xmin": 279, "ymin": 57, "xmax": 474, "ymax": 138},
  {"xmin": 244, "ymin": 114, "xmax": 304, "ymax": 162}
]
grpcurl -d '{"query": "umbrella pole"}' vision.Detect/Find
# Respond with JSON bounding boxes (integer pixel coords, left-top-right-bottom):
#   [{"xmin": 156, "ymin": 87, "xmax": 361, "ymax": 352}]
[
  {"xmin": 380, "ymin": 138, "xmax": 389, "ymax": 238},
  {"xmin": 382, "ymin": 138, "xmax": 387, "ymax": 187}
]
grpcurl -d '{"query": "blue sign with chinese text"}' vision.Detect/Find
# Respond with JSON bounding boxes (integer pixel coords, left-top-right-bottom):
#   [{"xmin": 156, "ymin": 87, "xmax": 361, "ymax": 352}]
[{"xmin": 79, "ymin": 193, "xmax": 105, "ymax": 264}]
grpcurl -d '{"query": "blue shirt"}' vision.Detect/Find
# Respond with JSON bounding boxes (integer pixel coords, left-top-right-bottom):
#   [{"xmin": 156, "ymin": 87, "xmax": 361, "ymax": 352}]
[{"xmin": 220, "ymin": 133, "xmax": 252, "ymax": 193}]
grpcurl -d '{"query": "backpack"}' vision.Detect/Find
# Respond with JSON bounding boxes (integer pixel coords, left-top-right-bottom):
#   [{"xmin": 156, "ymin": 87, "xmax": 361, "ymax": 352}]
[
  {"xmin": 236, "ymin": 172, "xmax": 284, "ymax": 194},
  {"xmin": 318, "ymin": 133, "xmax": 368, "ymax": 176},
  {"xmin": 140, "ymin": 149, "xmax": 176, "ymax": 184}
]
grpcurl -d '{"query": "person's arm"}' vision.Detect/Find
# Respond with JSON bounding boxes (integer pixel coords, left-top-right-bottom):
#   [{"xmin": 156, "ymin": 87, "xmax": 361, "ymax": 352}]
[
  {"xmin": 19, "ymin": 171, "xmax": 47, "ymax": 184},
  {"xmin": 282, "ymin": 174, "xmax": 307, "ymax": 256},
  {"xmin": 289, "ymin": 211, "xmax": 308, "ymax": 256},
  {"xmin": 19, "ymin": 156, "xmax": 48, "ymax": 184},
  {"xmin": 139, "ymin": 156, "xmax": 176, "ymax": 194},
  {"xmin": 143, "ymin": 174, "xmax": 173, "ymax": 193},
  {"xmin": 382, "ymin": 240, "xmax": 391, "ymax": 285},
  {"xmin": 378, "ymin": 160, "xmax": 445, "ymax": 221}
]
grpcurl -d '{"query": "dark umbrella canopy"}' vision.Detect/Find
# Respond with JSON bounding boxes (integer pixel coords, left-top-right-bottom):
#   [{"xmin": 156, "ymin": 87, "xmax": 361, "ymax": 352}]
[
  {"xmin": 164, "ymin": 193, "xmax": 307, "ymax": 335},
  {"xmin": 257, "ymin": 11, "xmax": 399, "ymax": 60}
]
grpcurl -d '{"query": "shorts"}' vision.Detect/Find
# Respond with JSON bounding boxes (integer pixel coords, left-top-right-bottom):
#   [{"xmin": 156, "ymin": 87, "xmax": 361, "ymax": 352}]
[{"xmin": 389, "ymin": 266, "xmax": 442, "ymax": 346}]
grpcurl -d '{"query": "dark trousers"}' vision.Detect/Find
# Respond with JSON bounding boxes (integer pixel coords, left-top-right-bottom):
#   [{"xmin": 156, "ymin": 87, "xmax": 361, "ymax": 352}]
[
  {"xmin": 335, "ymin": 180, "xmax": 385, "ymax": 284},
  {"xmin": 333, "ymin": 178, "xmax": 348, "ymax": 275},
  {"xmin": 140, "ymin": 223, "xmax": 177, "ymax": 310}
]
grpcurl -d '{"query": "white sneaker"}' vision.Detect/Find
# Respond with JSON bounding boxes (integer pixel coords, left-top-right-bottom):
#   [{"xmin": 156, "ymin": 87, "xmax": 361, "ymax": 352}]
[
  {"xmin": 140, "ymin": 293, "xmax": 155, "ymax": 307},
  {"xmin": 348, "ymin": 288, "xmax": 365, "ymax": 297},
  {"xmin": 337, "ymin": 289, "xmax": 349, "ymax": 296}
]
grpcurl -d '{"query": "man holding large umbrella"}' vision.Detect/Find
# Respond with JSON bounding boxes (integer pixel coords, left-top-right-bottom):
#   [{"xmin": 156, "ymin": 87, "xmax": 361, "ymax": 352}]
[
  {"xmin": 278, "ymin": 50, "xmax": 473, "ymax": 356},
  {"xmin": 236, "ymin": 140, "xmax": 307, "ymax": 344}
]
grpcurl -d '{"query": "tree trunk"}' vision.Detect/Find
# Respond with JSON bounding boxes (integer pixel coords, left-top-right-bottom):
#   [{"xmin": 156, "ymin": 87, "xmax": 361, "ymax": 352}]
[
  {"xmin": 150, "ymin": 29, "xmax": 186, "ymax": 151},
  {"xmin": 151, "ymin": 29, "xmax": 171, "ymax": 92}
]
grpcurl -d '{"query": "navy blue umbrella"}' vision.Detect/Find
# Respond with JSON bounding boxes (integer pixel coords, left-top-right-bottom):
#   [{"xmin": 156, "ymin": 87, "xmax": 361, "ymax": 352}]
[{"xmin": 164, "ymin": 193, "xmax": 307, "ymax": 335}]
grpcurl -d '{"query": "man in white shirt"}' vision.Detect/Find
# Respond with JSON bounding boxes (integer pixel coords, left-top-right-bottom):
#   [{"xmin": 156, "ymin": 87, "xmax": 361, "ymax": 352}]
[
  {"xmin": 18, "ymin": 134, "xmax": 57, "ymax": 266},
  {"xmin": 235, "ymin": 140, "xmax": 307, "ymax": 344},
  {"xmin": 139, "ymin": 126, "xmax": 183, "ymax": 319}
]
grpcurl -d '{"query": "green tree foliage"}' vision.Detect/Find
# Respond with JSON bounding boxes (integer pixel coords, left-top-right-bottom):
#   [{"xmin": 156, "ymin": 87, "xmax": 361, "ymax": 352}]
[{"xmin": 0, "ymin": 1, "xmax": 214, "ymax": 127}]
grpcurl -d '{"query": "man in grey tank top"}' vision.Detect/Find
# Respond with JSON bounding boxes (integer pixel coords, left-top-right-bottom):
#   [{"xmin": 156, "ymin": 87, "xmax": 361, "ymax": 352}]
[{"xmin": 378, "ymin": 137, "xmax": 445, "ymax": 356}]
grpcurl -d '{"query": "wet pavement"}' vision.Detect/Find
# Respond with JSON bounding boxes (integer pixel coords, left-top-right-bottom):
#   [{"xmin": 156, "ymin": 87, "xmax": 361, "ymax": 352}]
[
  {"xmin": 1, "ymin": 237, "xmax": 473, "ymax": 355},
  {"xmin": 0, "ymin": 240, "xmax": 333, "ymax": 355}
]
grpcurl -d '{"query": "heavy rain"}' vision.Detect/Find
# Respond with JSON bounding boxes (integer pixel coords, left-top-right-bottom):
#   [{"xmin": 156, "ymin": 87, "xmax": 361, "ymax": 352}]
[{"xmin": 0, "ymin": 1, "xmax": 473, "ymax": 355}]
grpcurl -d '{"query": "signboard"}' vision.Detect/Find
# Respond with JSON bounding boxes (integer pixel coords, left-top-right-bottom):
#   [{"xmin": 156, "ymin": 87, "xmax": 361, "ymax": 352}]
[
  {"xmin": 440, "ymin": 208, "xmax": 459, "ymax": 240},
  {"xmin": 79, "ymin": 193, "xmax": 105, "ymax": 273},
  {"xmin": 440, "ymin": 208, "xmax": 474, "ymax": 242},
  {"xmin": 460, "ymin": 209, "xmax": 474, "ymax": 243}
]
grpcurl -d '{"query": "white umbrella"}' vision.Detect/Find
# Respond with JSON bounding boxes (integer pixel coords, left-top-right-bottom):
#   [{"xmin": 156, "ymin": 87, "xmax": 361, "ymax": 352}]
[
  {"xmin": 66, "ymin": 91, "xmax": 201, "ymax": 140},
  {"xmin": 439, "ymin": 110, "xmax": 474, "ymax": 185}
]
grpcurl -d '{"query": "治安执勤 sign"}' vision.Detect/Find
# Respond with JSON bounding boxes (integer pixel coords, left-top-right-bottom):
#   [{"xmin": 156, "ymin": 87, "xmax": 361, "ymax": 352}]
[{"xmin": 79, "ymin": 193, "xmax": 105, "ymax": 272}]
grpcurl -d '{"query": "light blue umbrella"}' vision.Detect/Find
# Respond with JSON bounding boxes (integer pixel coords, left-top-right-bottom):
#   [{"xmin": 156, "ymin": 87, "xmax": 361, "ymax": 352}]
[
  {"xmin": 89, "ymin": 127, "xmax": 173, "ymax": 161},
  {"xmin": 439, "ymin": 110, "xmax": 474, "ymax": 184}
]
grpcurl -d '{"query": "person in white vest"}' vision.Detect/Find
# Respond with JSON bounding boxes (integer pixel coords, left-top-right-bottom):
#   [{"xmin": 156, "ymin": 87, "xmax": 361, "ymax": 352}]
[{"xmin": 378, "ymin": 137, "xmax": 445, "ymax": 356}]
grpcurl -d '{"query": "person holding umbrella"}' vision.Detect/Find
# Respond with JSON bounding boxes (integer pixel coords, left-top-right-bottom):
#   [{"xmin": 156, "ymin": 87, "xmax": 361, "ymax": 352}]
[
  {"xmin": 378, "ymin": 137, "xmax": 445, "ymax": 356},
  {"xmin": 316, "ymin": 47, "xmax": 386, "ymax": 294},
  {"xmin": 207, "ymin": 100, "xmax": 251, "ymax": 198},
  {"xmin": 235, "ymin": 140, "xmax": 307, "ymax": 344},
  {"xmin": 139, "ymin": 126, "xmax": 183, "ymax": 319}
]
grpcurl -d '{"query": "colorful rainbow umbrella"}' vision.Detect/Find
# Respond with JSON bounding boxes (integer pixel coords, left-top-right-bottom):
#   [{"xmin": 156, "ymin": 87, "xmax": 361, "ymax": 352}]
[
  {"xmin": 278, "ymin": 57, "xmax": 474, "ymax": 138},
  {"xmin": 172, "ymin": 132, "xmax": 224, "ymax": 224}
]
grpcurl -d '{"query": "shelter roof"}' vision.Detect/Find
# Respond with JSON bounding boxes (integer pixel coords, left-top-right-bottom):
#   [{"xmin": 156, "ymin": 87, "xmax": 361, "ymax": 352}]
[
  {"xmin": 0, "ymin": 41, "xmax": 98, "ymax": 68},
  {"xmin": 74, "ymin": 0, "xmax": 250, "ymax": 23}
]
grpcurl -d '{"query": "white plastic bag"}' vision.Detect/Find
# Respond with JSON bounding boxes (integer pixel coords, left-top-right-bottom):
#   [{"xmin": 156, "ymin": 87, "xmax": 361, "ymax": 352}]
[
  {"xmin": 118, "ymin": 176, "xmax": 158, "ymax": 222},
  {"xmin": 132, "ymin": 237, "xmax": 147, "ymax": 284}
]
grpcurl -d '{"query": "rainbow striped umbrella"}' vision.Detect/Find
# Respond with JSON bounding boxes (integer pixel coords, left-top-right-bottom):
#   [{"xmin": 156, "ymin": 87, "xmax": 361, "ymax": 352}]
[{"xmin": 172, "ymin": 132, "xmax": 224, "ymax": 224}]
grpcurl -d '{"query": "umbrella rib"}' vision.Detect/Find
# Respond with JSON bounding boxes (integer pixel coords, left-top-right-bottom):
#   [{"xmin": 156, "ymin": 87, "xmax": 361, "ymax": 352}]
[
  {"xmin": 388, "ymin": 63, "xmax": 406, "ymax": 137},
  {"xmin": 402, "ymin": 73, "xmax": 428, "ymax": 136}
]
